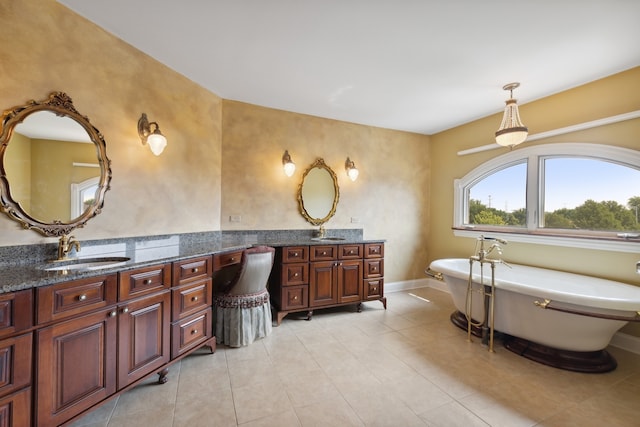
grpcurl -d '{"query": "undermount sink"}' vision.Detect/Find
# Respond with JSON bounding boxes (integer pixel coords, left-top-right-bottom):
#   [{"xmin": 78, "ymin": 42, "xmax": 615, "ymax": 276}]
[
  {"xmin": 42, "ymin": 257, "xmax": 131, "ymax": 272},
  {"xmin": 311, "ymin": 237, "xmax": 346, "ymax": 241}
]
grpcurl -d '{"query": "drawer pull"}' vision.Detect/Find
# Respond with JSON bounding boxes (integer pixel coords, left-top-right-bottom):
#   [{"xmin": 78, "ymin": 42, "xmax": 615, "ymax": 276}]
[
  {"xmin": 294, "ymin": 273, "xmax": 299, "ymax": 277},
  {"xmin": 322, "ymin": 251, "xmax": 327, "ymax": 255},
  {"xmin": 293, "ymin": 252, "xmax": 298, "ymax": 257},
  {"xmin": 78, "ymin": 294, "xmax": 87, "ymax": 301},
  {"xmin": 143, "ymin": 279, "xmax": 152, "ymax": 285},
  {"xmin": 191, "ymin": 329, "xmax": 198, "ymax": 335},
  {"xmin": 293, "ymin": 296, "xmax": 298, "ymax": 300},
  {"xmin": 192, "ymin": 268, "xmax": 199, "ymax": 273},
  {"xmin": 122, "ymin": 307, "xmax": 129, "ymax": 314},
  {"xmin": 349, "ymin": 250, "xmax": 354, "ymax": 254},
  {"xmin": 109, "ymin": 311, "xmax": 117, "ymax": 317},
  {"xmin": 230, "ymin": 257, "xmax": 236, "ymax": 262},
  {"xmin": 192, "ymin": 296, "xmax": 199, "ymax": 302}
]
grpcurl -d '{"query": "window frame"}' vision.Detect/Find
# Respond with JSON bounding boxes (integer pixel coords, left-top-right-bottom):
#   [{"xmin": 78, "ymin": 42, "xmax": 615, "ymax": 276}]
[{"xmin": 453, "ymin": 143, "xmax": 640, "ymax": 253}]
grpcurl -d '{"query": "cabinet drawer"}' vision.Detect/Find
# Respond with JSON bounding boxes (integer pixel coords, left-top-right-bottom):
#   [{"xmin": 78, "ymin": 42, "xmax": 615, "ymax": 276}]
[
  {"xmin": 172, "ymin": 278, "xmax": 212, "ymax": 320},
  {"xmin": 281, "ymin": 263, "xmax": 308, "ymax": 286},
  {"xmin": 364, "ymin": 243, "xmax": 384, "ymax": 258},
  {"xmin": 280, "ymin": 286, "xmax": 308, "ymax": 310},
  {"xmin": 173, "ymin": 256, "xmax": 212, "ymax": 284},
  {"xmin": 37, "ymin": 275, "xmax": 117, "ymax": 324},
  {"xmin": 339, "ymin": 244, "xmax": 363, "ymax": 259},
  {"xmin": 0, "ymin": 332, "xmax": 32, "ymax": 399},
  {"xmin": 214, "ymin": 250, "xmax": 243, "ymax": 271},
  {"xmin": 282, "ymin": 246, "xmax": 308, "ymax": 263},
  {"xmin": 364, "ymin": 259, "xmax": 384, "ymax": 278},
  {"xmin": 171, "ymin": 308, "xmax": 212, "ymax": 359},
  {"xmin": 0, "ymin": 387, "xmax": 30, "ymax": 427},
  {"xmin": 310, "ymin": 245, "xmax": 337, "ymax": 261},
  {"xmin": 0, "ymin": 290, "xmax": 32, "ymax": 338},
  {"xmin": 364, "ymin": 278, "xmax": 384, "ymax": 300},
  {"xmin": 119, "ymin": 264, "xmax": 170, "ymax": 301}
]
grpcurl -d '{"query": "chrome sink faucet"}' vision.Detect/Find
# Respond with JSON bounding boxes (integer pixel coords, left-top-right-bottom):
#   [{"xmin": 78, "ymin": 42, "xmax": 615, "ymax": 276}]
[{"xmin": 57, "ymin": 235, "xmax": 81, "ymax": 260}]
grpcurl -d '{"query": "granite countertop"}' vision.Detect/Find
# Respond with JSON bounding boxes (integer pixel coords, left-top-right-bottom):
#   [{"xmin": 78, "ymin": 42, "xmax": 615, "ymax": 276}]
[{"xmin": 0, "ymin": 234, "xmax": 385, "ymax": 294}]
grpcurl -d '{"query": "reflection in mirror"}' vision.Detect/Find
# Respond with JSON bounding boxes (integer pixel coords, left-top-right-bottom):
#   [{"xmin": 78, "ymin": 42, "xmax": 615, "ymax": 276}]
[
  {"xmin": 297, "ymin": 158, "xmax": 339, "ymax": 226},
  {"xmin": 0, "ymin": 92, "xmax": 111, "ymax": 236}
]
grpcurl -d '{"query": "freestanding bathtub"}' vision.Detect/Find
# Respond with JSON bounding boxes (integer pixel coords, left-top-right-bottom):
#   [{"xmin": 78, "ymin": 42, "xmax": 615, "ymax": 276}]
[{"xmin": 428, "ymin": 258, "xmax": 640, "ymax": 372}]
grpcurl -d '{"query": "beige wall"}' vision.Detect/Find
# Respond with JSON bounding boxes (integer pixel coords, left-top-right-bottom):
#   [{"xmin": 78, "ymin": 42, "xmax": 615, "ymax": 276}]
[
  {"xmin": 429, "ymin": 67, "xmax": 640, "ymax": 335},
  {"xmin": 0, "ymin": 0, "xmax": 223, "ymax": 244},
  {"xmin": 0, "ymin": 0, "xmax": 431, "ymax": 284},
  {"xmin": 221, "ymin": 101, "xmax": 431, "ymax": 282}
]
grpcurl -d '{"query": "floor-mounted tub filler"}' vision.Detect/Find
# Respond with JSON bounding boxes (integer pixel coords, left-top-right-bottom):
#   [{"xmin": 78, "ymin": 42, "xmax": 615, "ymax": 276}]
[{"xmin": 427, "ymin": 239, "xmax": 640, "ymax": 373}]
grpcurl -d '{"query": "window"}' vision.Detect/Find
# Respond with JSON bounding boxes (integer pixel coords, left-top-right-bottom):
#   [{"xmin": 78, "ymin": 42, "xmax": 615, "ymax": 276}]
[{"xmin": 454, "ymin": 143, "xmax": 640, "ymax": 252}]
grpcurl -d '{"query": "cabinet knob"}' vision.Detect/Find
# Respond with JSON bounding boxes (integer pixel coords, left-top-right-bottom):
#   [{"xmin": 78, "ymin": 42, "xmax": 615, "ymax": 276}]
[
  {"xmin": 293, "ymin": 252, "xmax": 298, "ymax": 257},
  {"xmin": 78, "ymin": 294, "xmax": 87, "ymax": 301},
  {"xmin": 191, "ymin": 329, "xmax": 198, "ymax": 335},
  {"xmin": 192, "ymin": 296, "xmax": 199, "ymax": 302},
  {"xmin": 293, "ymin": 295, "xmax": 298, "ymax": 300},
  {"xmin": 230, "ymin": 257, "xmax": 236, "ymax": 262},
  {"xmin": 122, "ymin": 307, "xmax": 129, "ymax": 314},
  {"xmin": 322, "ymin": 251, "xmax": 327, "ymax": 255},
  {"xmin": 349, "ymin": 250, "xmax": 354, "ymax": 254},
  {"xmin": 294, "ymin": 273, "xmax": 299, "ymax": 277},
  {"xmin": 192, "ymin": 267, "xmax": 199, "ymax": 273},
  {"xmin": 143, "ymin": 279, "xmax": 152, "ymax": 285},
  {"xmin": 109, "ymin": 311, "xmax": 117, "ymax": 317}
]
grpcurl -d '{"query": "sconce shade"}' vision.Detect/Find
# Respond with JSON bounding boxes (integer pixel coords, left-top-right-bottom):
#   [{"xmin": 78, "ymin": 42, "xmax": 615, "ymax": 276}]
[
  {"xmin": 345, "ymin": 157, "xmax": 359, "ymax": 181},
  {"xmin": 282, "ymin": 150, "xmax": 295, "ymax": 176},
  {"xmin": 495, "ymin": 83, "xmax": 528, "ymax": 148},
  {"xmin": 138, "ymin": 113, "xmax": 167, "ymax": 156}
]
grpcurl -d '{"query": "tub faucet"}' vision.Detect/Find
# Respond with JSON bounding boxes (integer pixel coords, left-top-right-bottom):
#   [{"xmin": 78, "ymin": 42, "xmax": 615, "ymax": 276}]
[
  {"xmin": 57, "ymin": 235, "xmax": 81, "ymax": 260},
  {"xmin": 473, "ymin": 235, "xmax": 508, "ymax": 263}
]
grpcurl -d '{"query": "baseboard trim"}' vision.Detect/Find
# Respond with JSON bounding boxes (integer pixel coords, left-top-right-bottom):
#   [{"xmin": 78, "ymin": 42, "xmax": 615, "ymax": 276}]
[
  {"xmin": 385, "ymin": 278, "xmax": 640, "ymax": 356},
  {"xmin": 609, "ymin": 331, "xmax": 640, "ymax": 355}
]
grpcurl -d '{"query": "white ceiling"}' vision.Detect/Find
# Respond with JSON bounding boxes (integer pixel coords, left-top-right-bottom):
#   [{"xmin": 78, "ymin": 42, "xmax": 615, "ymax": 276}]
[{"xmin": 58, "ymin": 0, "xmax": 640, "ymax": 135}]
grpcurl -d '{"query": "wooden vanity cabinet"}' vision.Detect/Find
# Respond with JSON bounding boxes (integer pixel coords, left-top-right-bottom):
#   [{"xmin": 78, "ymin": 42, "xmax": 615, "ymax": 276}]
[
  {"xmin": 36, "ymin": 265, "xmax": 171, "ymax": 427},
  {"xmin": 0, "ymin": 290, "xmax": 33, "ymax": 427},
  {"xmin": 36, "ymin": 275, "xmax": 118, "ymax": 427},
  {"xmin": 270, "ymin": 242, "xmax": 384, "ymax": 324},
  {"xmin": 171, "ymin": 256, "xmax": 215, "ymax": 359}
]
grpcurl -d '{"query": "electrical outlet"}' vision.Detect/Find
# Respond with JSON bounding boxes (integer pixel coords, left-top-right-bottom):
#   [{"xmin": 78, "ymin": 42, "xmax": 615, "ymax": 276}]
[{"xmin": 229, "ymin": 215, "xmax": 242, "ymax": 223}]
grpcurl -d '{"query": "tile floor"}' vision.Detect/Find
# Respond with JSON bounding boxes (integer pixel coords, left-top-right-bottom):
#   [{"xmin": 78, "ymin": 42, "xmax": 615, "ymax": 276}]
[{"xmin": 71, "ymin": 287, "xmax": 640, "ymax": 427}]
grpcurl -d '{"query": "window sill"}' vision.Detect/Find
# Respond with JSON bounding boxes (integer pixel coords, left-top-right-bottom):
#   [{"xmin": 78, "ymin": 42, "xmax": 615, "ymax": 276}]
[{"xmin": 453, "ymin": 228, "xmax": 640, "ymax": 253}]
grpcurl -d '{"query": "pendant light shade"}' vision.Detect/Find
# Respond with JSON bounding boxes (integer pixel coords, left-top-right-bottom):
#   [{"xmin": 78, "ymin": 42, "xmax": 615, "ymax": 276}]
[{"xmin": 495, "ymin": 82, "xmax": 528, "ymax": 148}]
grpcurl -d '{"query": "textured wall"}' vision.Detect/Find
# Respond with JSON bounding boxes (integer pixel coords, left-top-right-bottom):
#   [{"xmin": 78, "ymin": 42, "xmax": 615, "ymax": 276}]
[
  {"xmin": 0, "ymin": 0, "xmax": 223, "ymax": 245},
  {"xmin": 222, "ymin": 101, "xmax": 431, "ymax": 282}
]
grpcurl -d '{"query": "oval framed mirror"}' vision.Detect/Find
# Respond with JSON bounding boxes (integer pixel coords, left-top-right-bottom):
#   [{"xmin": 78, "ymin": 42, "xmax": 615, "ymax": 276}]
[
  {"xmin": 0, "ymin": 92, "xmax": 112, "ymax": 236},
  {"xmin": 297, "ymin": 158, "xmax": 340, "ymax": 226}
]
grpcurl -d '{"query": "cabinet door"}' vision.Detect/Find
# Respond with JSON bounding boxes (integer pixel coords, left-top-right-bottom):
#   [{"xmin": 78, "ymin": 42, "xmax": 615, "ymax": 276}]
[
  {"xmin": 309, "ymin": 261, "xmax": 338, "ymax": 307},
  {"xmin": 37, "ymin": 308, "xmax": 117, "ymax": 427},
  {"xmin": 117, "ymin": 290, "xmax": 170, "ymax": 389},
  {"xmin": 0, "ymin": 387, "xmax": 31, "ymax": 427},
  {"xmin": 337, "ymin": 260, "xmax": 363, "ymax": 304}
]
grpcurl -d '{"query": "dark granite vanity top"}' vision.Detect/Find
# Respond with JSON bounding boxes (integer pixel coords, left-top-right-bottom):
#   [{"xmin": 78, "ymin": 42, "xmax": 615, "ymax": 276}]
[{"xmin": 0, "ymin": 229, "xmax": 383, "ymax": 294}]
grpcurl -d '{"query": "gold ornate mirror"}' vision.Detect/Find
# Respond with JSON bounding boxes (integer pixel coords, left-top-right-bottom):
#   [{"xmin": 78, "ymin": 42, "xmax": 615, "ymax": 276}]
[
  {"xmin": 297, "ymin": 158, "xmax": 339, "ymax": 226},
  {"xmin": 0, "ymin": 92, "xmax": 112, "ymax": 236}
]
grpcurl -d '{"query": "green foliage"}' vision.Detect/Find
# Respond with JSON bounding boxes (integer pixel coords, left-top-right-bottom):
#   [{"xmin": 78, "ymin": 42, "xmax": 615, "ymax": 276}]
[{"xmin": 469, "ymin": 198, "xmax": 640, "ymax": 231}]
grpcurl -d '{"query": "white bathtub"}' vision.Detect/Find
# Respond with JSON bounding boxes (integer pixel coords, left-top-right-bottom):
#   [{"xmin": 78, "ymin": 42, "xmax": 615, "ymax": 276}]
[{"xmin": 428, "ymin": 258, "xmax": 640, "ymax": 364}]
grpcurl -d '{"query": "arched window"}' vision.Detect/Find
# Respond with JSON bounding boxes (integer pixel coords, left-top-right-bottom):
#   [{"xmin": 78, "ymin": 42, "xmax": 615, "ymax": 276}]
[{"xmin": 454, "ymin": 143, "xmax": 640, "ymax": 252}]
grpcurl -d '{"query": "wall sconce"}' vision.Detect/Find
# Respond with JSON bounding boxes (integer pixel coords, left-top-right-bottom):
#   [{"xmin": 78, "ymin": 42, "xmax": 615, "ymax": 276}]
[
  {"xmin": 138, "ymin": 113, "xmax": 168, "ymax": 156},
  {"xmin": 282, "ymin": 150, "xmax": 296, "ymax": 176},
  {"xmin": 495, "ymin": 82, "xmax": 528, "ymax": 148},
  {"xmin": 345, "ymin": 157, "xmax": 359, "ymax": 181}
]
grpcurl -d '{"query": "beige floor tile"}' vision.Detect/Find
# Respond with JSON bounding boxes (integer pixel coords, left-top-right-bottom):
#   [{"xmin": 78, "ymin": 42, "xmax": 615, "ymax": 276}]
[
  {"xmin": 294, "ymin": 396, "xmax": 364, "ymax": 426},
  {"xmin": 70, "ymin": 288, "xmax": 640, "ymax": 427},
  {"xmin": 239, "ymin": 409, "xmax": 302, "ymax": 427},
  {"xmin": 232, "ymin": 379, "xmax": 294, "ymax": 424},
  {"xmin": 418, "ymin": 401, "xmax": 490, "ymax": 427}
]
